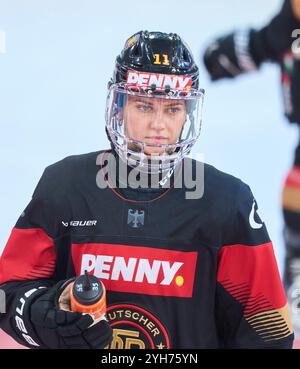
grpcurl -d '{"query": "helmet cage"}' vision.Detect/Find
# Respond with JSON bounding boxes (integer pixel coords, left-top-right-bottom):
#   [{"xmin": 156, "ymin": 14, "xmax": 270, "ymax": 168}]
[{"xmin": 105, "ymin": 82, "xmax": 204, "ymax": 174}]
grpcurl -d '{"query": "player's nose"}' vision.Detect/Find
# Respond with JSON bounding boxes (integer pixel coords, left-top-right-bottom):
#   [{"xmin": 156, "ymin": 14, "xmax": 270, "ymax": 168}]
[{"xmin": 149, "ymin": 109, "xmax": 167, "ymax": 131}]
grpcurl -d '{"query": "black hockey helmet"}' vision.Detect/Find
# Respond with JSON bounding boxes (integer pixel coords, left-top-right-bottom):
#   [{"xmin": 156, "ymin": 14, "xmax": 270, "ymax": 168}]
[
  {"xmin": 112, "ymin": 30, "xmax": 199, "ymax": 89},
  {"xmin": 105, "ymin": 31, "xmax": 204, "ymax": 174}
]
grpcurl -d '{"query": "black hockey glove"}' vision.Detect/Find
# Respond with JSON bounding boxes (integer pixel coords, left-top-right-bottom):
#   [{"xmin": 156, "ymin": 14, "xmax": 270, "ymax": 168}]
[
  {"xmin": 25, "ymin": 279, "xmax": 112, "ymax": 349},
  {"xmin": 203, "ymin": 29, "xmax": 262, "ymax": 81}
]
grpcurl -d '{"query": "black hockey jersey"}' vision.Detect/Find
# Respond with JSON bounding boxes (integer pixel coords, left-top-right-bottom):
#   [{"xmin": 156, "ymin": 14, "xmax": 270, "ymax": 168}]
[{"xmin": 0, "ymin": 150, "xmax": 294, "ymax": 348}]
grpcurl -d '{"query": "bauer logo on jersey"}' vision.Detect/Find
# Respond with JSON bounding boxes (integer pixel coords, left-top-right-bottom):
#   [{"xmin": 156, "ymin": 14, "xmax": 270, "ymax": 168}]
[
  {"xmin": 126, "ymin": 70, "xmax": 192, "ymax": 91},
  {"xmin": 72, "ymin": 243, "xmax": 198, "ymax": 297}
]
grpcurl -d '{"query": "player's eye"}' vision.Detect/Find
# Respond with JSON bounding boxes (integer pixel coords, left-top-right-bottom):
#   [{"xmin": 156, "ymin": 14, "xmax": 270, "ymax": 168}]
[
  {"xmin": 166, "ymin": 106, "xmax": 182, "ymax": 114},
  {"xmin": 136, "ymin": 103, "xmax": 152, "ymax": 113}
]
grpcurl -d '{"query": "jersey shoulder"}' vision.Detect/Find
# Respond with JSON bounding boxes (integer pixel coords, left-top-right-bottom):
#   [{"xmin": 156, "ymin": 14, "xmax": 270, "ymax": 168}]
[
  {"xmin": 33, "ymin": 149, "xmax": 110, "ymax": 198},
  {"xmin": 185, "ymin": 158, "xmax": 254, "ymax": 223},
  {"xmin": 200, "ymin": 161, "xmax": 249, "ymax": 202}
]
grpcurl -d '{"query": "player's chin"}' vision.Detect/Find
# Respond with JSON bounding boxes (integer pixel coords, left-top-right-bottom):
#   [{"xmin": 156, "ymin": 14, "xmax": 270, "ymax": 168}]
[
  {"xmin": 144, "ymin": 141, "xmax": 171, "ymax": 156},
  {"xmin": 144, "ymin": 147, "xmax": 166, "ymax": 156}
]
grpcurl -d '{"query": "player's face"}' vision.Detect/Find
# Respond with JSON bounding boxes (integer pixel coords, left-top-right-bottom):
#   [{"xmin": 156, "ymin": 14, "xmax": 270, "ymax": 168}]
[{"xmin": 124, "ymin": 96, "xmax": 187, "ymax": 155}]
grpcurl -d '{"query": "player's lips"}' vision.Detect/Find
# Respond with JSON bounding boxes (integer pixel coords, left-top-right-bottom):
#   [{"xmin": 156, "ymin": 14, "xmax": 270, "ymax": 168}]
[{"xmin": 145, "ymin": 136, "xmax": 168, "ymax": 144}]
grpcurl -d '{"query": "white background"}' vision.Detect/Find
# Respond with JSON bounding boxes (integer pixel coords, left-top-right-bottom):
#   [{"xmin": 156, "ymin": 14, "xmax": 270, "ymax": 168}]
[{"xmin": 0, "ymin": 0, "xmax": 296, "ymax": 277}]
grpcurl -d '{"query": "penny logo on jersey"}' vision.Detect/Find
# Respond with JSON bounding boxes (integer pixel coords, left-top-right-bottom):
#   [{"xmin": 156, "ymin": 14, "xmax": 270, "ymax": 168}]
[
  {"xmin": 72, "ymin": 243, "xmax": 198, "ymax": 297},
  {"xmin": 105, "ymin": 304, "xmax": 170, "ymax": 349}
]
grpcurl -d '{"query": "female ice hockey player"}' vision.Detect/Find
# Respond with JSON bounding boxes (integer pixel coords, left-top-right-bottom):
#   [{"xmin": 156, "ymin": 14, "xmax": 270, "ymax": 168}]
[{"xmin": 0, "ymin": 31, "xmax": 294, "ymax": 349}]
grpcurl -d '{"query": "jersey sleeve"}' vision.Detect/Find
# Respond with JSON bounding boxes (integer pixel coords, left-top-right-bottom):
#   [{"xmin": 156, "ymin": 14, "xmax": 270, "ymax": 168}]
[
  {"xmin": 0, "ymin": 165, "xmax": 66, "ymax": 285},
  {"xmin": 0, "ymin": 164, "xmax": 70, "ymax": 347},
  {"xmin": 216, "ymin": 180, "xmax": 294, "ymax": 348}
]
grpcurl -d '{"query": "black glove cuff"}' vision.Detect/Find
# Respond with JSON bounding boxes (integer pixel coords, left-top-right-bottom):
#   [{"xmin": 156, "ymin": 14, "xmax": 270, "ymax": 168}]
[{"xmin": 12, "ymin": 285, "xmax": 50, "ymax": 348}]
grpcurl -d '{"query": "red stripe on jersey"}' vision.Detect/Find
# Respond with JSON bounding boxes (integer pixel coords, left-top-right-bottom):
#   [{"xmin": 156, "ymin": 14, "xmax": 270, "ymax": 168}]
[
  {"xmin": 0, "ymin": 228, "xmax": 56, "ymax": 284},
  {"xmin": 284, "ymin": 165, "xmax": 300, "ymax": 188},
  {"xmin": 217, "ymin": 242, "xmax": 286, "ymax": 313}
]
